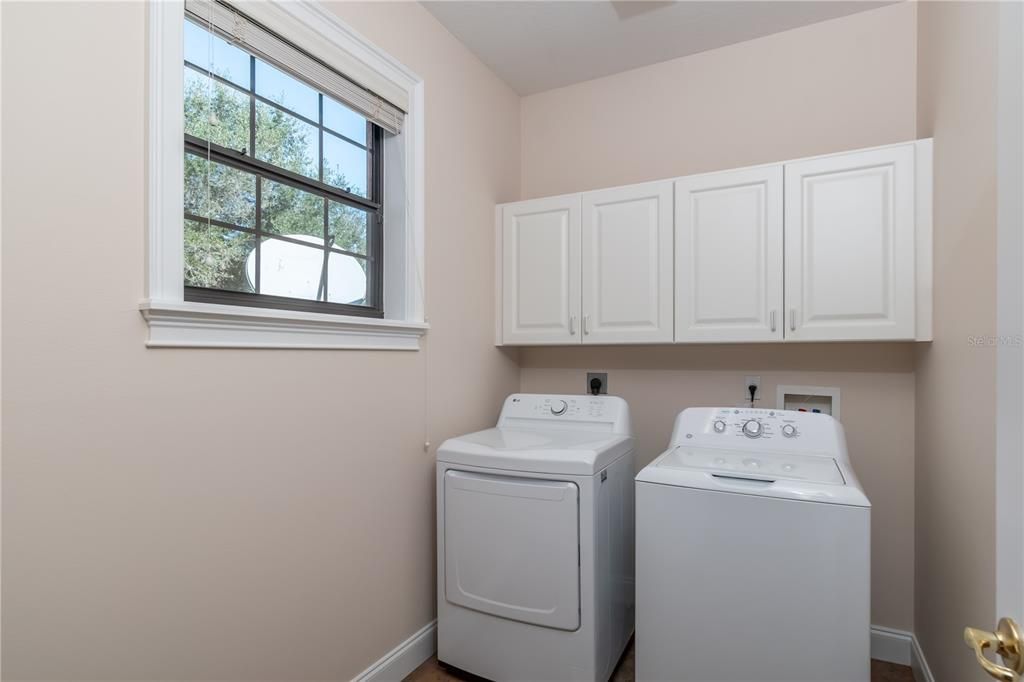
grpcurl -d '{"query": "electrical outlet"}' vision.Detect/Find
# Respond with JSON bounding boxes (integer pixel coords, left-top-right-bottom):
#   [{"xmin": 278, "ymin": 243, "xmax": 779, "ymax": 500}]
[
  {"xmin": 587, "ymin": 372, "xmax": 608, "ymax": 395},
  {"xmin": 744, "ymin": 375, "xmax": 761, "ymax": 404}
]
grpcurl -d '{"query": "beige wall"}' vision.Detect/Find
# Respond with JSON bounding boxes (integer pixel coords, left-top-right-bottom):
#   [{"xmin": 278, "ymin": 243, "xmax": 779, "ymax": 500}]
[
  {"xmin": 915, "ymin": 3, "xmax": 1000, "ymax": 680},
  {"xmin": 517, "ymin": 2, "xmax": 919, "ymax": 631},
  {"xmin": 520, "ymin": 2, "xmax": 918, "ymax": 199},
  {"xmin": 0, "ymin": 2, "xmax": 520, "ymax": 679}
]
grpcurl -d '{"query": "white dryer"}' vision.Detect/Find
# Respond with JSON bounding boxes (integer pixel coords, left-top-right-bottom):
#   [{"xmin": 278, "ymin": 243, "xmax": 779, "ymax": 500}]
[
  {"xmin": 437, "ymin": 394, "xmax": 635, "ymax": 682},
  {"xmin": 636, "ymin": 407, "xmax": 871, "ymax": 682}
]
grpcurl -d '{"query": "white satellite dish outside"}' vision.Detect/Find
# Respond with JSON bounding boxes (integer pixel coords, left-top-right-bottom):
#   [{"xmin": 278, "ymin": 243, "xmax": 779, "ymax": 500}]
[{"xmin": 246, "ymin": 235, "xmax": 366, "ymax": 304}]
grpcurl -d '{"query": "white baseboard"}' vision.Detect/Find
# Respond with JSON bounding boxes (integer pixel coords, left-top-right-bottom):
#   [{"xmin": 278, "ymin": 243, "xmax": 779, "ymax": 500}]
[
  {"xmin": 353, "ymin": 620, "xmax": 437, "ymax": 682},
  {"xmin": 356, "ymin": 620, "xmax": 928, "ymax": 681},
  {"xmin": 911, "ymin": 632, "xmax": 936, "ymax": 682},
  {"xmin": 871, "ymin": 625, "xmax": 913, "ymax": 666}
]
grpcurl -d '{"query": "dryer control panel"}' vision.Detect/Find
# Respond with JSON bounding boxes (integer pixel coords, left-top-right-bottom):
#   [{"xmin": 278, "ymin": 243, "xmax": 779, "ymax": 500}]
[{"xmin": 497, "ymin": 394, "xmax": 632, "ymax": 435}]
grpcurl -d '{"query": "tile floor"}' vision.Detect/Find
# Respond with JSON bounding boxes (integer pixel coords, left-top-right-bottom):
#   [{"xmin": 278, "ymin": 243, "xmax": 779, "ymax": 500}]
[{"xmin": 405, "ymin": 640, "xmax": 916, "ymax": 682}]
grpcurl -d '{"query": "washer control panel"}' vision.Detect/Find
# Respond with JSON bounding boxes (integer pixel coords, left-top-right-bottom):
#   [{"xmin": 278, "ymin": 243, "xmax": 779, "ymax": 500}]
[
  {"xmin": 698, "ymin": 408, "xmax": 795, "ymax": 441},
  {"xmin": 669, "ymin": 407, "xmax": 843, "ymax": 454}
]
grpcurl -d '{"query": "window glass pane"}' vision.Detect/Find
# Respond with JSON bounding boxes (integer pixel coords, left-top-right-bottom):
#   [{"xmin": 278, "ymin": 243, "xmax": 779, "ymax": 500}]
[
  {"xmin": 326, "ymin": 253, "xmax": 369, "ymax": 305},
  {"xmin": 252, "ymin": 237, "xmax": 326, "ymax": 301},
  {"xmin": 328, "ymin": 202, "xmax": 368, "ymax": 255},
  {"xmin": 256, "ymin": 102, "xmax": 318, "ymax": 179},
  {"xmin": 184, "ymin": 19, "xmax": 250, "ymax": 90},
  {"xmin": 184, "ymin": 219, "xmax": 255, "ymax": 292},
  {"xmin": 184, "ymin": 153, "xmax": 257, "ymax": 228},
  {"xmin": 323, "ymin": 97, "xmax": 366, "ymax": 144},
  {"xmin": 184, "ymin": 68, "xmax": 250, "ymax": 153},
  {"xmin": 323, "ymin": 131, "xmax": 368, "ymax": 197},
  {"xmin": 255, "ymin": 61, "xmax": 319, "ymax": 122},
  {"xmin": 261, "ymin": 178, "xmax": 325, "ymax": 239},
  {"xmin": 181, "ymin": 16, "xmax": 383, "ymax": 314}
]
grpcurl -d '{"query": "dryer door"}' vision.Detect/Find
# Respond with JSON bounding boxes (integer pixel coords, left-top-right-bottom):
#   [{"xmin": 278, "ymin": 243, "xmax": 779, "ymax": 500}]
[{"xmin": 444, "ymin": 470, "xmax": 580, "ymax": 631}]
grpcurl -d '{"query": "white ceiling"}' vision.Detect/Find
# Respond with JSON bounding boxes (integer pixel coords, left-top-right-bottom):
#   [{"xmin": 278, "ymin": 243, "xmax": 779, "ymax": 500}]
[{"xmin": 422, "ymin": 1, "xmax": 897, "ymax": 95}]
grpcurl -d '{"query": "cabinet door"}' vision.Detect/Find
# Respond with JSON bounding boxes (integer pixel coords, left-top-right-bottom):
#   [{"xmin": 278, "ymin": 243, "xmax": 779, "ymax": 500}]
[
  {"xmin": 784, "ymin": 145, "xmax": 916, "ymax": 341},
  {"xmin": 581, "ymin": 181, "xmax": 674, "ymax": 344},
  {"xmin": 501, "ymin": 195, "xmax": 582, "ymax": 345},
  {"xmin": 674, "ymin": 166, "xmax": 783, "ymax": 342}
]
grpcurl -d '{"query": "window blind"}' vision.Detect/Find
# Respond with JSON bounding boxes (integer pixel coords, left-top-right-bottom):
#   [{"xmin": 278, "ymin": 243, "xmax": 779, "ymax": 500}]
[{"xmin": 184, "ymin": 0, "xmax": 405, "ymax": 135}]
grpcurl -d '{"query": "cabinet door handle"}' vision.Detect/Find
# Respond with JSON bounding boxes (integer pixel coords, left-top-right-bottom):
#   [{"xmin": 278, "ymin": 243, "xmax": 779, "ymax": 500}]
[
  {"xmin": 790, "ymin": 309, "xmax": 797, "ymax": 332},
  {"xmin": 583, "ymin": 315, "xmax": 591, "ymax": 335},
  {"xmin": 770, "ymin": 310, "xmax": 777, "ymax": 333},
  {"xmin": 569, "ymin": 315, "xmax": 576, "ymax": 335}
]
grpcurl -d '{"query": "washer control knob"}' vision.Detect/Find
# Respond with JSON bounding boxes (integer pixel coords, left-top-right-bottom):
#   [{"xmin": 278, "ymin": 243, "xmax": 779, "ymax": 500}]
[
  {"xmin": 550, "ymin": 400, "xmax": 568, "ymax": 416},
  {"xmin": 782, "ymin": 424, "xmax": 798, "ymax": 438},
  {"xmin": 713, "ymin": 419, "xmax": 727, "ymax": 433},
  {"xmin": 742, "ymin": 419, "xmax": 763, "ymax": 438}
]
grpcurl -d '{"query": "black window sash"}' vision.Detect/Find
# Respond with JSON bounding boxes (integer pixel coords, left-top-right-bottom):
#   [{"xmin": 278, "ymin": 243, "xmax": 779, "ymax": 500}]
[{"xmin": 183, "ymin": 46, "xmax": 385, "ymax": 318}]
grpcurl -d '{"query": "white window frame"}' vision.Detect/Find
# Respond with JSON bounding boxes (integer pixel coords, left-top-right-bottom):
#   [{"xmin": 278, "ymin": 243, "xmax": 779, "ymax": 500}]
[{"xmin": 141, "ymin": 0, "xmax": 427, "ymax": 349}]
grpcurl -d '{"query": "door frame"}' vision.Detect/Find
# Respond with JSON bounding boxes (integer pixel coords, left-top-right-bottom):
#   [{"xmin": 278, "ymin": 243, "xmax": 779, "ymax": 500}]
[{"xmin": 995, "ymin": 0, "xmax": 1024, "ymax": 624}]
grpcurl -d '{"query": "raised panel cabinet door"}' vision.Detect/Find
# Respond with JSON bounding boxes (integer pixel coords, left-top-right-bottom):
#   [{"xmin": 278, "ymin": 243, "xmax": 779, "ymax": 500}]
[
  {"xmin": 501, "ymin": 195, "xmax": 582, "ymax": 345},
  {"xmin": 674, "ymin": 166, "xmax": 784, "ymax": 342},
  {"xmin": 581, "ymin": 181, "xmax": 674, "ymax": 344},
  {"xmin": 784, "ymin": 145, "xmax": 916, "ymax": 341}
]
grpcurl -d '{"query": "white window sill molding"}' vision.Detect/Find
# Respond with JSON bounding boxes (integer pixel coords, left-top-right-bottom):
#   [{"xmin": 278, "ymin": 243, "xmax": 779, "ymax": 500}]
[{"xmin": 140, "ymin": 300, "xmax": 428, "ymax": 350}]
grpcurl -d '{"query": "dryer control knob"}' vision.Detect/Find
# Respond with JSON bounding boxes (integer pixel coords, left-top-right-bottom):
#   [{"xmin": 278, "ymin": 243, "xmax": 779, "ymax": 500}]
[
  {"xmin": 550, "ymin": 400, "xmax": 568, "ymax": 416},
  {"xmin": 782, "ymin": 424, "xmax": 798, "ymax": 438},
  {"xmin": 713, "ymin": 419, "xmax": 727, "ymax": 433},
  {"xmin": 742, "ymin": 419, "xmax": 763, "ymax": 438}
]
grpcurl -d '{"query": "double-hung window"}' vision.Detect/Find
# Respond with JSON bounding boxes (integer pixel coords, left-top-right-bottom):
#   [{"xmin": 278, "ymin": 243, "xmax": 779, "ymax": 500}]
[
  {"xmin": 144, "ymin": 0, "xmax": 425, "ymax": 348},
  {"xmin": 182, "ymin": 1, "xmax": 398, "ymax": 318}
]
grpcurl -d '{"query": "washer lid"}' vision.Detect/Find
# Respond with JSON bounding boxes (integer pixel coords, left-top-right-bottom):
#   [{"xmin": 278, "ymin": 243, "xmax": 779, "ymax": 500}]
[
  {"xmin": 658, "ymin": 446, "xmax": 845, "ymax": 484},
  {"xmin": 437, "ymin": 427, "xmax": 633, "ymax": 476},
  {"xmin": 637, "ymin": 445, "xmax": 870, "ymax": 507}
]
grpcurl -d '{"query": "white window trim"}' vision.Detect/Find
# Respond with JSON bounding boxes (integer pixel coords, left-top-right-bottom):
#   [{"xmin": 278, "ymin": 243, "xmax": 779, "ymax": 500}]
[{"xmin": 143, "ymin": 0, "xmax": 427, "ymax": 350}]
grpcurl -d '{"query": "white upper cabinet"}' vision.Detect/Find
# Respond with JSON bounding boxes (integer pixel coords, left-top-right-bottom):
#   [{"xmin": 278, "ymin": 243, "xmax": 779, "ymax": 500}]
[
  {"xmin": 784, "ymin": 144, "xmax": 917, "ymax": 341},
  {"xmin": 675, "ymin": 166, "xmax": 784, "ymax": 342},
  {"xmin": 581, "ymin": 181, "xmax": 674, "ymax": 344},
  {"xmin": 495, "ymin": 139, "xmax": 932, "ymax": 346},
  {"xmin": 501, "ymin": 195, "xmax": 582, "ymax": 345}
]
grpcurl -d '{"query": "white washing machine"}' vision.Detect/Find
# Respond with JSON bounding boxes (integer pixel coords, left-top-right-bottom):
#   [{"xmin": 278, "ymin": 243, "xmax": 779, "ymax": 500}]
[
  {"xmin": 636, "ymin": 407, "xmax": 871, "ymax": 682},
  {"xmin": 436, "ymin": 394, "xmax": 635, "ymax": 682}
]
